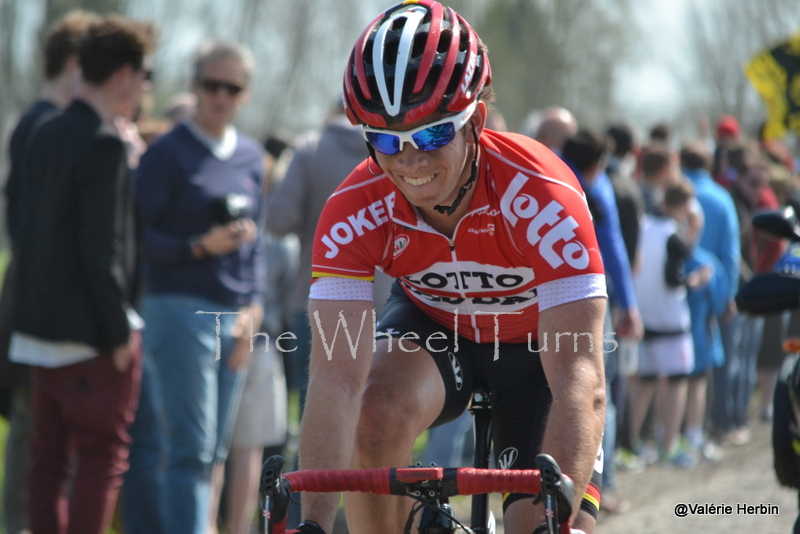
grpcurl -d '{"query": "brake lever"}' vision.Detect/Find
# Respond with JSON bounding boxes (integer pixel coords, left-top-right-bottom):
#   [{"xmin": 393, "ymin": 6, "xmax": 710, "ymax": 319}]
[
  {"xmin": 260, "ymin": 455, "xmax": 291, "ymax": 534},
  {"xmin": 535, "ymin": 454, "xmax": 575, "ymax": 534}
]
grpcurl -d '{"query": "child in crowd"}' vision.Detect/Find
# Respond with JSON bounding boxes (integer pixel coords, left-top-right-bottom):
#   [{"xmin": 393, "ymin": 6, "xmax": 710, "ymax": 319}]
[
  {"xmin": 683, "ymin": 201, "xmax": 729, "ymax": 463},
  {"xmin": 629, "ymin": 179, "xmax": 699, "ymax": 468}
]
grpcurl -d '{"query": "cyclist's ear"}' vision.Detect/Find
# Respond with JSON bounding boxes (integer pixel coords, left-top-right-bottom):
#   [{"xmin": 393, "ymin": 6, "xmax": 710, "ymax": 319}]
[{"xmin": 467, "ymin": 101, "xmax": 488, "ymax": 145}]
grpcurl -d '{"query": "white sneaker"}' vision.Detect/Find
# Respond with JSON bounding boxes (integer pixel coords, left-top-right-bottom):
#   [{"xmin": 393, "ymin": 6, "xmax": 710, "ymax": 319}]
[
  {"xmin": 633, "ymin": 442, "xmax": 659, "ymax": 465},
  {"xmin": 700, "ymin": 441, "xmax": 725, "ymax": 463}
]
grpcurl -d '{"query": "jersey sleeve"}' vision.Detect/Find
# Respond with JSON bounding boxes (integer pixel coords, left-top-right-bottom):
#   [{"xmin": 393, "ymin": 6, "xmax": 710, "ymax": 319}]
[{"xmin": 311, "ymin": 172, "xmax": 396, "ymax": 283}]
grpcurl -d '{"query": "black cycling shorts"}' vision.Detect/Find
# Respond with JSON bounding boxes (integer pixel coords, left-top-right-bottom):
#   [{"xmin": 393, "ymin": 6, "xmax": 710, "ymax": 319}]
[{"xmin": 376, "ymin": 282, "xmax": 602, "ymax": 515}]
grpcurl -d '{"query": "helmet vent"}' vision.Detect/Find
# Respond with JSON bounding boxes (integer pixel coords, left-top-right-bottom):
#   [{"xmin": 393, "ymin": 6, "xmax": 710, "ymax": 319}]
[
  {"xmin": 438, "ymin": 29, "xmax": 452, "ymax": 53},
  {"xmin": 384, "ymin": 38, "xmax": 400, "ymax": 67},
  {"xmin": 458, "ymin": 27, "xmax": 469, "ymax": 52},
  {"xmin": 445, "ymin": 62, "xmax": 463, "ymax": 99},
  {"xmin": 363, "ymin": 39, "xmax": 374, "ymax": 66},
  {"xmin": 411, "ymin": 33, "xmax": 426, "ymax": 59}
]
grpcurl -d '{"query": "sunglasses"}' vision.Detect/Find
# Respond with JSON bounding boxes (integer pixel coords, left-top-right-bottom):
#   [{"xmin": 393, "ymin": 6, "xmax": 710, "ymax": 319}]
[
  {"xmin": 198, "ymin": 79, "xmax": 245, "ymax": 97},
  {"xmin": 362, "ymin": 101, "xmax": 477, "ymax": 155}
]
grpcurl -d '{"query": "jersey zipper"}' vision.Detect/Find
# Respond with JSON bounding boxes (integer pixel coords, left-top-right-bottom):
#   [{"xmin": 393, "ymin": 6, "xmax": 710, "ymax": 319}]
[
  {"xmin": 393, "ymin": 205, "xmax": 488, "ymax": 340},
  {"xmin": 445, "ymin": 210, "xmax": 487, "ymax": 341}
]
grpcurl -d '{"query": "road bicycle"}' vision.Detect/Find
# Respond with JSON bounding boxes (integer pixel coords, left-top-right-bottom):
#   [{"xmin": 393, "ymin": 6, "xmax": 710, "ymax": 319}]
[{"xmin": 258, "ymin": 390, "xmax": 576, "ymax": 534}]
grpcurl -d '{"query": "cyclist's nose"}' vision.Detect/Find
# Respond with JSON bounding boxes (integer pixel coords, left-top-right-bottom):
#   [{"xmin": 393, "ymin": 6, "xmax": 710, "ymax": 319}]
[{"xmin": 394, "ymin": 142, "xmax": 430, "ymax": 169}]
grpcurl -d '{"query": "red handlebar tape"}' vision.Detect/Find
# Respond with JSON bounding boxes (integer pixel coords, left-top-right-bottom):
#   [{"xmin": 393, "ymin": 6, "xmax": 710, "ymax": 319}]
[
  {"xmin": 285, "ymin": 468, "xmax": 393, "ymax": 494},
  {"xmin": 283, "ymin": 467, "xmax": 548, "ymax": 495},
  {"xmin": 454, "ymin": 468, "xmax": 544, "ymax": 495}
]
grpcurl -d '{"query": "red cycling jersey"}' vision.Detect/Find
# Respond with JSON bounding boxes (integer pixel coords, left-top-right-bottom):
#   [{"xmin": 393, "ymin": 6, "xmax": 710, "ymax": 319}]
[{"xmin": 311, "ymin": 130, "xmax": 606, "ymax": 343}]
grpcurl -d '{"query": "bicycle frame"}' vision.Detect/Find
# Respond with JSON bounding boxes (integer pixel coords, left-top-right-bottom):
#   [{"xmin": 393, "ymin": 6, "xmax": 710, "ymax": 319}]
[
  {"xmin": 260, "ymin": 393, "xmax": 575, "ymax": 534},
  {"xmin": 469, "ymin": 390, "xmax": 493, "ymax": 532}
]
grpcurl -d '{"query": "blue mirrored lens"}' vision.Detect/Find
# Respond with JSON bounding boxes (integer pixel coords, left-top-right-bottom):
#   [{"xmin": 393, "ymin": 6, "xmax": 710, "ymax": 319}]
[
  {"xmin": 366, "ymin": 121, "xmax": 458, "ymax": 155},
  {"xmin": 412, "ymin": 123, "xmax": 457, "ymax": 151},
  {"xmin": 366, "ymin": 132, "xmax": 401, "ymax": 155}
]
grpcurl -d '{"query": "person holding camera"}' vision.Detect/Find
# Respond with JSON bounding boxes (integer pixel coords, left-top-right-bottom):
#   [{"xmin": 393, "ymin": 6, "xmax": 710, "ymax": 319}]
[{"xmin": 134, "ymin": 40, "xmax": 265, "ymax": 534}]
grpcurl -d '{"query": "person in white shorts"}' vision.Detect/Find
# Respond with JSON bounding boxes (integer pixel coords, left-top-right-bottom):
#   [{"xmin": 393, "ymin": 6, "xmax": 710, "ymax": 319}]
[{"xmin": 629, "ymin": 179, "xmax": 699, "ymax": 468}]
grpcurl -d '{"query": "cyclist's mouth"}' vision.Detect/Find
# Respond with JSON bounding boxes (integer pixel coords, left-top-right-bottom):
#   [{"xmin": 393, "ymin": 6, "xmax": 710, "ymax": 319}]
[{"xmin": 402, "ymin": 174, "xmax": 435, "ymax": 186}]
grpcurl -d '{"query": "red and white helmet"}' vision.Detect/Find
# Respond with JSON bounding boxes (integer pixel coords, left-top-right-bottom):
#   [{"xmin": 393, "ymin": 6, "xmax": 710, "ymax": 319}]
[{"xmin": 343, "ymin": 0, "xmax": 492, "ymax": 128}]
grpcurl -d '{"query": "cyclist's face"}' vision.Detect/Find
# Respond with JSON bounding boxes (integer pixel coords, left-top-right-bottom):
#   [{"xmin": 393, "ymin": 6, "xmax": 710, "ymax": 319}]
[{"xmin": 374, "ymin": 102, "xmax": 486, "ymax": 214}]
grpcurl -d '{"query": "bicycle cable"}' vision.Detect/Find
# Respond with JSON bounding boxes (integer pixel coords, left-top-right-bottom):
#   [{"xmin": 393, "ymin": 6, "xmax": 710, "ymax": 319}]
[{"xmin": 404, "ymin": 496, "xmax": 475, "ymax": 534}]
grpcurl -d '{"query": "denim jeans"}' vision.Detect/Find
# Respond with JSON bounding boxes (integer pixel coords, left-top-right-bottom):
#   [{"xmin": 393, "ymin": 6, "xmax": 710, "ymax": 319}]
[
  {"xmin": 142, "ymin": 294, "xmax": 248, "ymax": 534},
  {"xmin": 121, "ymin": 350, "xmax": 167, "ymax": 534},
  {"xmin": 712, "ymin": 313, "xmax": 764, "ymax": 433},
  {"xmin": 733, "ymin": 315, "xmax": 763, "ymax": 427},
  {"xmin": 602, "ymin": 310, "xmax": 617, "ymax": 491}
]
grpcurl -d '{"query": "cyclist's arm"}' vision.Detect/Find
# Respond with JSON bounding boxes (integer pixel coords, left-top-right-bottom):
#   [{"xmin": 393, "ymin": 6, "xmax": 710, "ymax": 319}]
[
  {"xmin": 298, "ymin": 297, "xmax": 375, "ymax": 532},
  {"xmin": 538, "ymin": 296, "xmax": 606, "ymax": 533}
]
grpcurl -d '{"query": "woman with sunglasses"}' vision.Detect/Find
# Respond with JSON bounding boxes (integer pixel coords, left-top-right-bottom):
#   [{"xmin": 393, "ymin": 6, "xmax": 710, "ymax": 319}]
[
  {"xmin": 134, "ymin": 40, "xmax": 266, "ymax": 534},
  {"xmin": 295, "ymin": 2, "xmax": 607, "ymax": 534}
]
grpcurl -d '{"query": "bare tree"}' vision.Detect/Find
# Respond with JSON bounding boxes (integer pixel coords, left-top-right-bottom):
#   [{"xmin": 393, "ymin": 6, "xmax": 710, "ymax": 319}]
[
  {"xmin": 681, "ymin": 0, "xmax": 800, "ymax": 137},
  {"xmin": 124, "ymin": 0, "xmax": 379, "ymax": 139},
  {"xmin": 470, "ymin": 0, "xmax": 637, "ymax": 132}
]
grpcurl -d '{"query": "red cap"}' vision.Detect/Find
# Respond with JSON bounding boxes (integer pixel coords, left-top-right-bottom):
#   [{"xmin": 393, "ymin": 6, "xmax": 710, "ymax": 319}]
[{"xmin": 716, "ymin": 115, "xmax": 740, "ymax": 140}]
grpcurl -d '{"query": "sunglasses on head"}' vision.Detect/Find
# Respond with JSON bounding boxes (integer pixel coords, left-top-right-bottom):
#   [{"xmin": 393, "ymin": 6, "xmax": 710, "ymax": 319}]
[
  {"xmin": 198, "ymin": 79, "xmax": 245, "ymax": 97},
  {"xmin": 362, "ymin": 101, "xmax": 477, "ymax": 155}
]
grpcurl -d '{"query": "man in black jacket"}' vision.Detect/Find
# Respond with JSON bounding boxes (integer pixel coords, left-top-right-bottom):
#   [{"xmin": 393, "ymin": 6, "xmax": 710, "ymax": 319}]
[
  {"xmin": 9, "ymin": 16, "xmax": 156, "ymax": 534},
  {"xmin": 0, "ymin": 11, "xmax": 100, "ymax": 534}
]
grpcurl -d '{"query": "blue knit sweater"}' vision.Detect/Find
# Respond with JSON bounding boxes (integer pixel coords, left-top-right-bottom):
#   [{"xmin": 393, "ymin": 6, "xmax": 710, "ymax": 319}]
[{"xmin": 135, "ymin": 123, "xmax": 266, "ymax": 307}]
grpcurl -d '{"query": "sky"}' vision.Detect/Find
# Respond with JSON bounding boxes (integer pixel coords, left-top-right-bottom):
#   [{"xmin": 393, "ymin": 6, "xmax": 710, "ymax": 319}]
[{"xmin": 613, "ymin": 0, "xmax": 690, "ymax": 131}]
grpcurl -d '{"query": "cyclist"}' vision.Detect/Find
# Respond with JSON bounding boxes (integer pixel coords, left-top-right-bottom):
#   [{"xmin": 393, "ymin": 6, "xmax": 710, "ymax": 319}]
[{"xmin": 295, "ymin": 2, "xmax": 606, "ymax": 533}]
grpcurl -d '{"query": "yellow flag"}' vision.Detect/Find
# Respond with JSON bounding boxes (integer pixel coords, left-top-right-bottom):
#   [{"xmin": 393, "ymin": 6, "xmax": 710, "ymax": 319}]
[{"xmin": 744, "ymin": 30, "xmax": 800, "ymax": 140}]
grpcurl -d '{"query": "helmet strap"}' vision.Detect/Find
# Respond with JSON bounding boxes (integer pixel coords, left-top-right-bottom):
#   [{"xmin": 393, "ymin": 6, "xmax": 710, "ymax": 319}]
[
  {"xmin": 366, "ymin": 143, "xmax": 382, "ymax": 176},
  {"xmin": 434, "ymin": 127, "xmax": 480, "ymax": 216}
]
